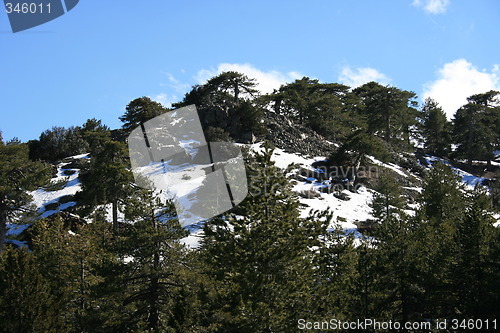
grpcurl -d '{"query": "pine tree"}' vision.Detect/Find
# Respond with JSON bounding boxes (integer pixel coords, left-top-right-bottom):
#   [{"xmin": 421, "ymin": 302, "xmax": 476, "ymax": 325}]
[
  {"xmin": 330, "ymin": 130, "xmax": 389, "ymax": 190},
  {"xmin": 266, "ymin": 78, "xmax": 358, "ymax": 141},
  {"xmin": 119, "ymin": 97, "xmax": 168, "ymax": 134},
  {"xmin": 453, "ymin": 187, "xmax": 500, "ymax": 318},
  {"xmin": 314, "ymin": 221, "xmax": 358, "ymax": 320},
  {"xmin": 79, "ymin": 139, "xmax": 133, "ymax": 232},
  {"xmin": 28, "ymin": 126, "xmax": 87, "ymax": 162},
  {"xmin": 415, "ymin": 162, "xmax": 466, "ymax": 317},
  {"xmin": 205, "ymin": 71, "xmax": 259, "ymax": 102},
  {"xmin": 352, "ymin": 237, "xmax": 380, "ymax": 319},
  {"xmin": 419, "ymin": 162, "xmax": 465, "ymax": 225},
  {"xmin": 174, "ymin": 71, "xmax": 264, "ymax": 142},
  {"xmin": 371, "ymin": 169, "xmax": 406, "ymax": 224},
  {"xmin": 452, "ymin": 90, "xmax": 500, "ymax": 167},
  {"xmin": 0, "ymin": 247, "xmax": 63, "ymax": 332},
  {"xmin": 79, "ymin": 118, "xmax": 112, "ymax": 154},
  {"xmin": 22, "ymin": 214, "xmax": 124, "ymax": 332},
  {"xmin": 113, "ymin": 189, "xmax": 190, "ymax": 332},
  {"xmin": 369, "ymin": 172, "xmax": 426, "ymax": 321},
  {"xmin": 200, "ymin": 142, "xmax": 325, "ymax": 331},
  {"xmin": 273, "ymin": 77, "xmax": 320, "ymax": 124},
  {"xmin": 353, "ymin": 82, "xmax": 418, "ymax": 150},
  {"xmin": 419, "ymin": 98, "xmax": 452, "ymax": 157},
  {"xmin": 0, "ymin": 140, "xmax": 50, "ymax": 252}
]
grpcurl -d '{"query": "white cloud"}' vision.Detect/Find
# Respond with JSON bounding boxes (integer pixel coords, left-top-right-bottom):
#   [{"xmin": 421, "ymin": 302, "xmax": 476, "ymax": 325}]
[
  {"xmin": 412, "ymin": 0, "xmax": 450, "ymax": 15},
  {"xmin": 164, "ymin": 73, "xmax": 191, "ymax": 93},
  {"xmin": 151, "ymin": 93, "xmax": 178, "ymax": 107},
  {"xmin": 338, "ymin": 66, "xmax": 391, "ymax": 88},
  {"xmin": 150, "ymin": 73, "xmax": 191, "ymax": 107},
  {"xmin": 195, "ymin": 63, "xmax": 302, "ymax": 94},
  {"xmin": 422, "ymin": 59, "xmax": 500, "ymax": 119},
  {"xmin": 151, "ymin": 65, "xmax": 302, "ymax": 106}
]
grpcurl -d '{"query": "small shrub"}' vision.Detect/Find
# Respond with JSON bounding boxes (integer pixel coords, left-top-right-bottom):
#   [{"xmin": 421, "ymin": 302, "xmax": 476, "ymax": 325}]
[
  {"xmin": 298, "ymin": 188, "xmax": 321, "ymax": 199},
  {"xmin": 63, "ymin": 158, "xmax": 88, "ymax": 169},
  {"xmin": 44, "ymin": 177, "xmax": 69, "ymax": 192},
  {"xmin": 59, "ymin": 195, "xmax": 75, "ymax": 204},
  {"xmin": 44, "ymin": 202, "xmax": 59, "ymax": 211}
]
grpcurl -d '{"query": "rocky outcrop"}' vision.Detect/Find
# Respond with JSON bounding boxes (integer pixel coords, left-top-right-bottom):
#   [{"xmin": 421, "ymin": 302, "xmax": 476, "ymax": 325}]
[{"xmin": 261, "ymin": 111, "xmax": 334, "ymax": 157}]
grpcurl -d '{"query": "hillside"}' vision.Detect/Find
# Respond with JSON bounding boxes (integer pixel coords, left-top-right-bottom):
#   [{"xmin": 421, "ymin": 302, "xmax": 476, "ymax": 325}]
[
  {"xmin": 1, "ymin": 72, "xmax": 499, "ymax": 331},
  {"xmin": 6, "ymin": 112, "xmax": 499, "ymax": 248}
]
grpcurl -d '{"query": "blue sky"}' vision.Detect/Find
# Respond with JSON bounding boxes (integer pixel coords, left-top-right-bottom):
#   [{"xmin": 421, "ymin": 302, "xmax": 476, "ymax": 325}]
[{"xmin": 1, "ymin": 0, "xmax": 499, "ymax": 142}]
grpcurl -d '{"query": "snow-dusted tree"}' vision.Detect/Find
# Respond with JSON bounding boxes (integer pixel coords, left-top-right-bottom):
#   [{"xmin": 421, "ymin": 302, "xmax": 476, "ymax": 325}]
[
  {"xmin": 115, "ymin": 190, "xmax": 189, "ymax": 331},
  {"xmin": 79, "ymin": 139, "xmax": 133, "ymax": 232},
  {"xmin": 200, "ymin": 142, "xmax": 326, "ymax": 331},
  {"xmin": 0, "ymin": 140, "xmax": 50, "ymax": 252}
]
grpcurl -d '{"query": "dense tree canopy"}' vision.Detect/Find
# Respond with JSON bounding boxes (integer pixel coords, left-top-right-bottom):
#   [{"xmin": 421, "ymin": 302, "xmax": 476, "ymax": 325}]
[
  {"xmin": 419, "ymin": 98, "xmax": 452, "ymax": 157},
  {"xmin": 174, "ymin": 71, "xmax": 265, "ymax": 142},
  {"xmin": 1, "ymin": 71, "xmax": 500, "ymax": 331},
  {"xmin": 453, "ymin": 90, "xmax": 500, "ymax": 165},
  {"xmin": 119, "ymin": 97, "xmax": 168, "ymax": 134},
  {"xmin": 264, "ymin": 77, "xmax": 359, "ymax": 141},
  {"xmin": 353, "ymin": 81, "xmax": 418, "ymax": 150},
  {"xmin": 79, "ymin": 139, "xmax": 133, "ymax": 231}
]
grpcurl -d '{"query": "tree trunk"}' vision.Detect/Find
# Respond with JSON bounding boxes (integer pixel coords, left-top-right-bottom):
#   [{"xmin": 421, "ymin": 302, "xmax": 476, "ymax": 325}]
[
  {"xmin": 148, "ymin": 275, "xmax": 160, "ymax": 330},
  {"xmin": 0, "ymin": 209, "xmax": 6, "ymax": 253},
  {"xmin": 385, "ymin": 114, "xmax": 391, "ymax": 144},
  {"xmin": 112, "ymin": 200, "xmax": 118, "ymax": 233},
  {"xmin": 352, "ymin": 157, "xmax": 362, "ymax": 192},
  {"xmin": 234, "ymin": 82, "xmax": 239, "ymax": 103},
  {"xmin": 274, "ymin": 97, "xmax": 282, "ymax": 114},
  {"xmin": 148, "ymin": 216, "xmax": 160, "ymax": 330},
  {"xmin": 466, "ymin": 111, "xmax": 475, "ymax": 168}
]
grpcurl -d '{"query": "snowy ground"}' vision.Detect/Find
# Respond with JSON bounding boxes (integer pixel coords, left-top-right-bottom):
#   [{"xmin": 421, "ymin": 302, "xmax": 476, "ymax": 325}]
[
  {"xmin": 6, "ymin": 147, "xmax": 500, "ymax": 249},
  {"xmin": 6, "ymin": 154, "xmax": 87, "ymax": 247},
  {"xmin": 420, "ymin": 155, "xmax": 488, "ymax": 189},
  {"xmin": 269, "ymin": 147, "xmax": 374, "ymax": 231},
  {"xmin": 30, "ymin": 154, "xmax": 88, "ymax": 217}
]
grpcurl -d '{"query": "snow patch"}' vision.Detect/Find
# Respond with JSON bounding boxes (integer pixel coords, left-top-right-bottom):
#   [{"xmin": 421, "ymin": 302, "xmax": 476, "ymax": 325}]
[
  {"xmin": 30, "ymin": 155, "xmax": 85, "ymax": 217},
  {"xmin": 367, "ymin": 155, "xmax": 408, "ymax": 178},
  {"xmin": 421, "ymin": 155, "xmax": 488, "ymax": 189}
]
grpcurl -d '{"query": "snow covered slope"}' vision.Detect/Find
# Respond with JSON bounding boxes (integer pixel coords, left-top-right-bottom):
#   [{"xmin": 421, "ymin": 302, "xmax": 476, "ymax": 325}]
[
  {"xmin": 30, "ymin": 153, "xmax": 87, "ymax": 217},
  {"xmin": 6, "ymin": 146, "xmax": 500, "ymax": 249},
  {"xmin": 6, "ymin": 153, "xmax": 88, "ymax": 247}
]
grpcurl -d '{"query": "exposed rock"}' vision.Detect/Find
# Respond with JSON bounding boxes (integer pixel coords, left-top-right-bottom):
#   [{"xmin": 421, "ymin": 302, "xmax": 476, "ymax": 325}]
[
  {"xmin": 59, "ymin": 195, "xmax": 76, "ymax": 204},
  {"xmin": 44, "ymin": 202, "xmax": 60, "ymax": 211},
  {"xmin": 298, "ymin": 188, "xmax": 321, "ymax": 199},
  {"xmin": 63, "ymin": 169, "xmax": 76, "ymax": 176},
  {"xmin": 333, "ymin": 192, "xmax": 350, "ymax": 201},
  {"xmin": 260, "ymin": 111, "xmax": 334, "ymax": 157}
]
